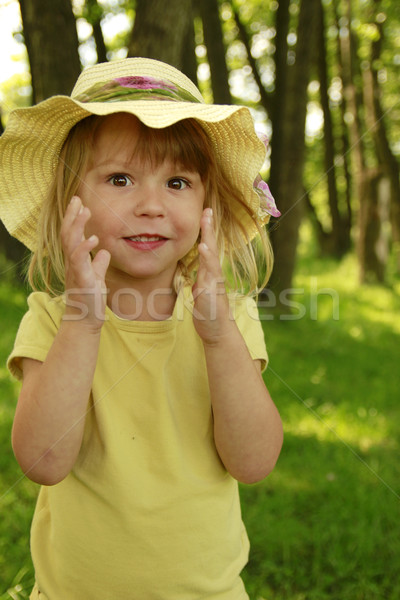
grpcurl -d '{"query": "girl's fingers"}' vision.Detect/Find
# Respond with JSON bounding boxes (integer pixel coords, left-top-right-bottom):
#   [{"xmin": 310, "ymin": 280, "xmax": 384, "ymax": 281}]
[
  {"xmin": 199, "ymin": 208, "xmax": 218, "ymax": 252},
  {"xmin": 61, "ymin": 196, "xmax": 92, "ymax": 254},
  {"xmin": 61, "ymin": 196, "xmax": 83, "ymax": 233},
  {"xmin": 65, "ymin": 235, "xmax": 98, "ymax": 283},
  {"xmin": 62, "ymin": 199, "xmax": 109, "ymax": 322},
  {"xmin": 198, "ymin": 208, "xmax": 222, "ymax": 279},
  {"xmin": 70, "ymin": 235, "xmax": 98, "ymax": 264},
  {"xmin": 62, "ymin": 197, "xmax": 111, "ymax": 290},
  {"xmin": 92, "ymin": 248, "xmax": 111, "ymax": 280}
]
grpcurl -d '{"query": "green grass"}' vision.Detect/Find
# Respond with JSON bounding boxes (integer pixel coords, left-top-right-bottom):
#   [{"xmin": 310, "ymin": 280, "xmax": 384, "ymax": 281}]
[
  {"xmin": 0, "ymin": 247, "xmax": 399, "ymax": 599},
  {"xmin": 0, "ymin": 281, "xmax": 38, "ymax": 599},
  {"xmin": 241, "ymin": 249, "xmax": 400, "ymax": 599}
]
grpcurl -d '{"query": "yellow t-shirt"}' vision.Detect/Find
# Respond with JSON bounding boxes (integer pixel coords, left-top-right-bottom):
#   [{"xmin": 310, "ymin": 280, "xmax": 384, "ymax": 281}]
[{"xmin": 8, "ymin": 287, "xmax": 268, "ymax": 600}]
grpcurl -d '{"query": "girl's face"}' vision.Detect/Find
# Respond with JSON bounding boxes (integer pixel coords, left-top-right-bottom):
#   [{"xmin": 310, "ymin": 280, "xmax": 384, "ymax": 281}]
[{"xmin": 77, "ymin": 113, "xmax": 205, "ymax": 292}]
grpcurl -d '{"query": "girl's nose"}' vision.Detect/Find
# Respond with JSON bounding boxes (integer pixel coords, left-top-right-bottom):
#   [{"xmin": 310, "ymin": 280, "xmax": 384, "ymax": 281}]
[{"xmin": 133, "ymin": 185, "xmax": 165, "ymax": 217}]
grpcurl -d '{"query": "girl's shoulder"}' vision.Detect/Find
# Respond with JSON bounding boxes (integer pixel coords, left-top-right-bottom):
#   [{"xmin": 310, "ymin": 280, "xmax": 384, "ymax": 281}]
[
  {"xmin": 8, "ymin": 292, "xmax": 65, "ymax": 381},
  {"xmin": 228, "ymin": 292, "xmax": 259, "ymax": 322},
  {"xmin": 25, "ymin": 291, "xmax": 65, "ymax": 319}
]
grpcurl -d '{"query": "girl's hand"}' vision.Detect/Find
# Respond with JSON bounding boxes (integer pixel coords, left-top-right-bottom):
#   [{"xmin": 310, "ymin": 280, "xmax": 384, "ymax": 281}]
[
  {"xmin": 61, "ymin": 196, "xmax": 111, "ymax": 327},
  {"xmin": 192, "ymin": 208, "xmax": 232, "ymax": 344}
]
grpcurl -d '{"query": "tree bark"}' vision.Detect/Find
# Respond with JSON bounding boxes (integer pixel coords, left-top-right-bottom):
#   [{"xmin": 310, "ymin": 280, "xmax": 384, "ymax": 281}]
[
  {"xmin": 127, "ymin": 0, "xmax": 192, "ymax": 70},
  {"xmin": 304, "ymin": 188, "xmax": 331, "ymax": 255},
  {"xmin": 199, "ymin": 0, "xmax": 231, "ymax": 104},
  {"xmin": 18, "ymin": 0, "xmax": 81, "ymax": 102},
  {"xmin": 268, "ymin": 0, "xmax": 319, "ymax": 303},
  {"xmin": 7, "ymin": 0, "xmax": 81, "ymax": 277},
  {"xmin": 357, "ymin": 169, "xmax": 385, "ymax": 283},
  {"xmin": 84, "ymin": 0, "xmax": 108, "ymax": 64},
  {"xmin": 180, "ymin": 2, "xmax": 199, "ymax": 87},
  {"xmin": 363, "ymin": 3, "xmax": 400, "ymax": 274},
  {"xmin": 316, "ymin": 0, "xmax": 350, "ymax": 257},
  {"xmin": 341, "ymin": 0, "xmax": 386, "ymax": 282},
  {"xmin": 332, "ymin": 0, "xmax": 352, "ymax": 240},
  {"xmin": 269, "ymin": 0, "xmax": 290, "ymax": 187}
]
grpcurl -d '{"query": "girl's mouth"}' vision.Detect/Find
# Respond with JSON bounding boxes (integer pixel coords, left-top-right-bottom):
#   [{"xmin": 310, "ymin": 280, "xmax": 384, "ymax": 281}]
[{"xmin": 123, "ymin": 234, "xmax": 168, "ymax": 250}]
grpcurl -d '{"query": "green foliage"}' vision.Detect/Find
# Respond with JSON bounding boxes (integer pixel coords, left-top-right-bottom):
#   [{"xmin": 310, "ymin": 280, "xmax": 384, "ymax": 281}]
[
  {"xmin": 0, "ymin": 283, "xmax": 36, "ymax": 598},
  {"xmin": 1, "ymin": 241, "xmax": 399, "ymax": 598},
  {"xmin": 0, "ymin": 72, "xmax": 32, "ymax": 126}
]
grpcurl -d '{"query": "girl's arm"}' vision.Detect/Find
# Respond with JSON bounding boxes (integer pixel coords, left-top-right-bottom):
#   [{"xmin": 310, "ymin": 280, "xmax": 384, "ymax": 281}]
[
  {"xmin": 193, "ymin": 209, "xmax": 283, "ymax": 484},
  {"xmin": 201, "ymin": 329, "xmax": 283, "ymax": 484},
  {"xmin": 13, "ymin": 325, "xmax": 101, "ymax": 485},
  {"xmin": 12, "ymin": 197, "xmax": 110, "ymax": 485}
]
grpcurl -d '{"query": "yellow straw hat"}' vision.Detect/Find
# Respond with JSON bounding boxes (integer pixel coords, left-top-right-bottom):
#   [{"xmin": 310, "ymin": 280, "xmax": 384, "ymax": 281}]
[{"xmin": 0, "ymin": 57, "xmax": 279, "ymax": 251}]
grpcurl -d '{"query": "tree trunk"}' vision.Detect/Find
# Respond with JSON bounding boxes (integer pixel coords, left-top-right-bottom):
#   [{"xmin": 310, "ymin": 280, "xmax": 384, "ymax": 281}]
[
  {"xmin": 316, "ymin": 0, "xmax": 350, "ymax": 257},
  {"xmin": 199, "ymin": 0, "xmax": 231, "ymax": 104},
  {"xmin": 269, "ymin": 0, "xmax": 290, "ymax": 189},
  {"xmin": 127, "ymin": 0, "xmax": 192, "ymax": 70},
  {"xmin": 363, "ymin": 3, "xmax": 400, "ymax": 274},
  {"xmin": 18, "ymin": 0, "xmax": 81, "ymax": 102},
  {"xmin": 304, "ymin": 188, "xmax": 332, "ymax": 255},
  {"xmin": 180, "ymin": 2, "xmax": 199, "ymax": 87},
  {"xmin": 332, "ymin": 0, "xmax": 352, "ymax": 241},
  {"xmin": 357, "ymin": 169, "xmax": 386, "ymax": 283},
  {"xmin": 84, "ymin": 0, "xmax": 108, "ymax": 64},
  {"xmin": 268, "ymin": 0, "xmax": 319, "ymax": 304},
  {"xmin": 341, "ymin": 0, "xmax": 385, "ymax": 282},
  {"xmin": 7, "ymin": 0, "xmax": 81, "ymax": 278}
]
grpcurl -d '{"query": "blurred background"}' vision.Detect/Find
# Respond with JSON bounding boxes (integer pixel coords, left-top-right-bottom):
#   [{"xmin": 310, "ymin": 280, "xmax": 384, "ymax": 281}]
[{"xmin": 0, "ymin": 1, "xmax": 399, "ymax": 598}]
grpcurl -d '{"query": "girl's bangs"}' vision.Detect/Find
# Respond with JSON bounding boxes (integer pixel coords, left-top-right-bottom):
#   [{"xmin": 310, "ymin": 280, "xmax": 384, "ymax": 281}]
[
  {"xmin": 66, "ymin": 114, "xmax": 214, "ymax": 181},
  {"xmin": 133, "ymin": 119, "xmax": 212, "ymax": 179}
]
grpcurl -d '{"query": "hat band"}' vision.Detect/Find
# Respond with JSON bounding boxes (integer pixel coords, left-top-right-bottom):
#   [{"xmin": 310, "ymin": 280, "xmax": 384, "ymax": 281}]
[{"xmin": 74, "ymin": 75, "xmax": 202, "ymax": 104}]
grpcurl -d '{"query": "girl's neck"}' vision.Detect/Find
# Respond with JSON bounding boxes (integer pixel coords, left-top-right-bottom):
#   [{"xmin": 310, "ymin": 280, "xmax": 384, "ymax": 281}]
[{"xmin": 106, "ymin": 277, "xmax": 177, "ymax": 321}]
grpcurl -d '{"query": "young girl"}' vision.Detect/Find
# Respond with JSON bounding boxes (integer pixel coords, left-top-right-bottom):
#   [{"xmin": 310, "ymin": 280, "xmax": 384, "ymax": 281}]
[{"xmin": 0, "ymin": 58, "xmax": 283, "ymax": 600}]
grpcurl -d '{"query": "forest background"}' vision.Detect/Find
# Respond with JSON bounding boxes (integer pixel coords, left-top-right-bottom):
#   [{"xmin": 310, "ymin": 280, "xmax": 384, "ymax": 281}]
[{"xmin": 0, "ymin": 0, "xmax": 399, "ymax": 599}]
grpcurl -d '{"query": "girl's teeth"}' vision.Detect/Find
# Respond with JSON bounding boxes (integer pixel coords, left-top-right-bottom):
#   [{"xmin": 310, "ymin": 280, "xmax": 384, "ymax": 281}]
[{"xmin": 130, "ymin": 236, "xmax": 162, "ymax": 241}]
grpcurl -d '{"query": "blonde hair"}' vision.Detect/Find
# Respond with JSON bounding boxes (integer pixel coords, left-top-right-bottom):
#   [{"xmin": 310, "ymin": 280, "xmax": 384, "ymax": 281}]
[{"xmin": 28, "ymin": 115, "xmax": 273, "ymax": 296}]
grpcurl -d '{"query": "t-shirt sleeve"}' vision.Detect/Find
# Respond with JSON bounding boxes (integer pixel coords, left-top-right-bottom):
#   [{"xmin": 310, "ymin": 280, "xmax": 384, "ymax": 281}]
[
  {"xmin": 230, "ymin": 295, "xmax": 268, "ymax": 371},
  {"xmin": 7, "ymin": 292, "xmax": 63, "ymax": 381}
]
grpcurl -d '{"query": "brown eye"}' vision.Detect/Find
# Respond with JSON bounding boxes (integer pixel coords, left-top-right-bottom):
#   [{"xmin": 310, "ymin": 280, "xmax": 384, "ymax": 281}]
[
  {"xmin": 167, "ymin": 178, "xmax": 189, "ymax": 190},
  {"xmin": 110, "ymin": 174, "xmax": 132, "ymax": 187}
]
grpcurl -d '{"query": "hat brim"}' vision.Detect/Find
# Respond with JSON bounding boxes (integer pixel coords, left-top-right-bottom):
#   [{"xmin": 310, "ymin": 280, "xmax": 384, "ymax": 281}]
[{"xmin": 0, "ymin": 95, "xmax": 267, "ymax": 250}]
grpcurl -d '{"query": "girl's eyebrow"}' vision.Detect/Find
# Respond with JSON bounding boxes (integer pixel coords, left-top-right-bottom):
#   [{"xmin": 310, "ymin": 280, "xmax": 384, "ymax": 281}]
[
  {"xmin": 90, "ymin": 159, "xmax": 134, "ymax": 171},
  {"xmin": 92, "ymin": 159, "xmax": 200, "ymax": 175}
]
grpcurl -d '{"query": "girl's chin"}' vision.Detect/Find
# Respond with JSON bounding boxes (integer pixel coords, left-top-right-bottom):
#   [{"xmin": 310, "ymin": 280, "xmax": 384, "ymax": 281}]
[{"xmin": 105, "ymin": 263, "xmax": 179, "ymax": 288}]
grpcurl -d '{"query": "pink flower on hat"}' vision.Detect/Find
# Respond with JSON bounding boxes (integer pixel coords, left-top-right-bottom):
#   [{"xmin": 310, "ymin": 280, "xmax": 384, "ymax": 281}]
[
  {"xmin": 114, "ymin": 76, "xmax": 177, "ymax": 92},
  {"xmin": 253, "ymin": 130, "xmax": 280, "ymax": 219},
  {"xmin": 254, "ymin": 175, "xmax": 281, "ymax": 218}
]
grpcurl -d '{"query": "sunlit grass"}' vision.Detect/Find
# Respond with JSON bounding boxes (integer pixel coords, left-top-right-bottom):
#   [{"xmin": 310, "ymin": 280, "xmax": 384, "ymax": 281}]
[{"xmin": 241, "ymin": 236, "xmax": 400, "ymax": 599}]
